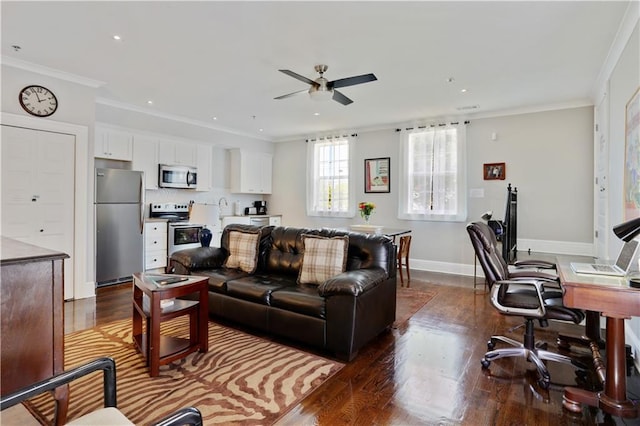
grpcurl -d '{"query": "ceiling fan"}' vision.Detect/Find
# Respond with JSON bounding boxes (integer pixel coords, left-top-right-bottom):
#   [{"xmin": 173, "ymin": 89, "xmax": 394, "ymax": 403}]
[{"xmin": 274, "ymin": 64, "xmax": 377, "ymax": 106}]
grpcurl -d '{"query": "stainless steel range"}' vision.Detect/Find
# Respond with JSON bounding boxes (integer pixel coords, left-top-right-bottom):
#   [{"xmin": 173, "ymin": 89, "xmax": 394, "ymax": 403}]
[{"xmin": 150, "ymin": 203, "xmax": 203, "ymax": 255}]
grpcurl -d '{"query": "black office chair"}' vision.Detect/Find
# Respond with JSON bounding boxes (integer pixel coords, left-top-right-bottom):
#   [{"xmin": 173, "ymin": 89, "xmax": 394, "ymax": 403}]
[
  {"xmin": 467, "ymin": 221, "xmax": 587, "ymax": 389},
  {"xmin": 0, "ymin": 357, "xmax": 203, "ymax": 425}
]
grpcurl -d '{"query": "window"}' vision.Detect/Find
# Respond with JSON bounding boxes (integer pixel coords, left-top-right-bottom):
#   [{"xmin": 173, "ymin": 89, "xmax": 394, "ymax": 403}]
[
  {"xmin": 307, "ymin": 136, "xmax": 355, "ymax": 217},
  {"xmin": 398, "ymin": 125, "xmax": 467, "ymax": 221}
]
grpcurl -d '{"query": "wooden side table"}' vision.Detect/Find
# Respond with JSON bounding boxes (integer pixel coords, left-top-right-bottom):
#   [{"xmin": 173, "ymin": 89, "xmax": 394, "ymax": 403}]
[{"xmin": 132, "ymin": 273, "xmax": 209, "ymax": 377}]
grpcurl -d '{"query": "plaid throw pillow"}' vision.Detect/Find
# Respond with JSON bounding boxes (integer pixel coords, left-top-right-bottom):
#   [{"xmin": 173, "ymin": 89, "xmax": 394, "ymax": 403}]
[
  {"xmin": 297, "ymin": 235, "xmax": 349, "ymax": 285},
  {"xmin": 224, "ymin": 230, "xmax": 260, "ymax": 273}
]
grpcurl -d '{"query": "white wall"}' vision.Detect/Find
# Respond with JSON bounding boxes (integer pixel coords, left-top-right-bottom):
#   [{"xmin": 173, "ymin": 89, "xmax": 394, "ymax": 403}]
[{"xmin": 272, "ymin": 106, "xmax": 594, "ymax": 275}]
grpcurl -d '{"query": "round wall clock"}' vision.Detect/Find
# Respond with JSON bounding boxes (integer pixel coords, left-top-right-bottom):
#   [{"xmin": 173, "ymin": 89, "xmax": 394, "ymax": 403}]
[{"xmin": 19, "ymin": 85, "xmax": 58, "ymax": 117}]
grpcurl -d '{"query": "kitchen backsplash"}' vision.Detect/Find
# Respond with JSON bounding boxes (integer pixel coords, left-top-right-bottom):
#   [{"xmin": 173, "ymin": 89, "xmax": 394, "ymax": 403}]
[{"xmin": 145, "ymin": 189, "xmax": 265, "ymax": 218}]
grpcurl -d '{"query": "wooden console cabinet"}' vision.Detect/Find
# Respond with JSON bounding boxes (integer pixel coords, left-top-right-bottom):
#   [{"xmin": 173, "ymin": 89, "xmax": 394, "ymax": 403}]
[{"xmin": 1, "ymin": 237, "xmax": 69, "ymax": 424}]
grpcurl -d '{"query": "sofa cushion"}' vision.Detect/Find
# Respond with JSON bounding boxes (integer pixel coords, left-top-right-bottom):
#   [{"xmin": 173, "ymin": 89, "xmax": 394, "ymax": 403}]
[
  {"xmin": 195, "ymin": 268, "xmax": 250, "ymax": 294},
  {"xmin": 224, "ymin": 229, "xmax": 261, "ymax": 273},
  {"xmin": 225, "ymin": 275, "xmax": 294, "ymax": 304},
  {"xmin": 270, "ymin": 284, "xmax": 326, "ymax": 318},
  {"xmin": 298, "ymin": 234, "xmax": 349, "ymax": 285}
]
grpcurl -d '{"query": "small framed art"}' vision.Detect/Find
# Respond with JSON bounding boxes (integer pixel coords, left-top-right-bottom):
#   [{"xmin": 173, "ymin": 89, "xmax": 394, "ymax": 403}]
[
  {"xmin": 483, "ymin": 162, "xmax": 505, "ymax": 180},
  {"xmin": 365, "ymin": 157, "xmax": 390, "ymax": 193}
]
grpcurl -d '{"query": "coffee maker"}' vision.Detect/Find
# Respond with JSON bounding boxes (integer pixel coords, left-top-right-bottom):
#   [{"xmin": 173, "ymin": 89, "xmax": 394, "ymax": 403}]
[{"xmin": 254, "ymin": 200, "xmax": 267, "ymax": 215}]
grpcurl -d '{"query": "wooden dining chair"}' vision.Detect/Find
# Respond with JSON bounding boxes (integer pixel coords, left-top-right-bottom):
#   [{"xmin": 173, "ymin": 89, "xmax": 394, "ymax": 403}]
[{"xmin": 397, "ymin": 235, "xmax": 411, "ymax": 286}]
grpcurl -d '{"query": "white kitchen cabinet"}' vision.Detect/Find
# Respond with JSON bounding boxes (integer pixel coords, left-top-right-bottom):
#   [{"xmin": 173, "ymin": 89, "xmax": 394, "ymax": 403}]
[
  {"xmin": 132, "ymin": 135, "xmax": 159, "ymax": 190},
  {"xmin": 144, "ymin": 221, "xmax": 167, "ymax": 271},
  {"xmin": 95, "ymin": 127, "xmax": 133, "ymax": 161},
  {"xmin": 269, "ymin": 216, "xmax": 282, "ymax": 226},
  {"xmin": 230, "ymin": 149, "xmax": 272, "ymax": 194},
  {"xmin": 159, "ymin": 139, "xmax": 197, "ymax": 167},
  {"xmin": 195, "ymin": 144, "xmax": 213, "ymax": 192},
  {"xmin": 222, "ymin": 216, "xmax": 251, "ymax": 228}
]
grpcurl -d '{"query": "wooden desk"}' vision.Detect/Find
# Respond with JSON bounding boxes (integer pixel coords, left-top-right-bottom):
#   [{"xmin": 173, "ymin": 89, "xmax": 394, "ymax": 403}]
[{"xmin": 556, "ymin": 256, "xmax": 640, "ymax": 418}]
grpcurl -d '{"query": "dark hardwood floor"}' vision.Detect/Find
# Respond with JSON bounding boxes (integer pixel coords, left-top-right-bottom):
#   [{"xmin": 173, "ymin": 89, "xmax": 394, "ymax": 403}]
[{"xmin": 64, "ymin": 271, "xmax": 640, "ymax": 425}]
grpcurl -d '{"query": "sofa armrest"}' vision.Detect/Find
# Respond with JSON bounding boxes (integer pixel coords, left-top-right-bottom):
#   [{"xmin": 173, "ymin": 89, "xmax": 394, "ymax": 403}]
[
  {"xmin": 318, "ymin": 268, "xmax": 387, "ymax": 297},
  {"xmin": 169, "ymin": 247, "xmax": 227, "ymax": 274}
]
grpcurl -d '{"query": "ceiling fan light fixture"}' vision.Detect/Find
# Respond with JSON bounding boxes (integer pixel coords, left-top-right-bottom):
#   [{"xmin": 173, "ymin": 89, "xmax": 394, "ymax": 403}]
[{"xmin": 308, "ymin": 85, "xmax": 333, "ymax": 102}]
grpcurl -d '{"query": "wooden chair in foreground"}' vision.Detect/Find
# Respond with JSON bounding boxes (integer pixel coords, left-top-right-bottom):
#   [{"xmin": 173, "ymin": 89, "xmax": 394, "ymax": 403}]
[
  {"xmin": 398, "ymin": 235, "xmax": 412, "ymax": 286},
  {"xmin": 0, "ymin": 357, "xmax": 203, "ymax": 426}
]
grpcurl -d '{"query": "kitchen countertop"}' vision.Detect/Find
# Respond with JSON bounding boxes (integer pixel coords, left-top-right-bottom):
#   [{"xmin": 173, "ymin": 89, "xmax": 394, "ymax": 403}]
[{"xmin": 146, "ymin": 218, "xmax": 169, "ymax": 222}]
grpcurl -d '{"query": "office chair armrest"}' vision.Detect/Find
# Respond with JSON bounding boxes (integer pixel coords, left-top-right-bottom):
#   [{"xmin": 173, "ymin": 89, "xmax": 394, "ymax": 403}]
[
  {"xmin": 0, "ymin": 357, "xmax": 116, "ymax": 411},
  {"xmin": 513, "ymin": 259, "xmax": 556, "ymax": 269},
  {"xmin": 509, "ymin": 269, "xmax": 558, "ymax": 282},
  {"xmin": 490, "ymin": 280, "xmax": 546, "ymax": 318}
]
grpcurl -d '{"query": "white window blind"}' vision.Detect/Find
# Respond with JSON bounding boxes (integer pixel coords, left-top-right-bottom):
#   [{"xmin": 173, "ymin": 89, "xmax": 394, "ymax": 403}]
[
  {"xmin": 398, "ymin": 125, "xmax": 467, "ymax": 221},
  {"xmin": 306, "ymin": 136, "xmax": 355, "ymax": 217}
]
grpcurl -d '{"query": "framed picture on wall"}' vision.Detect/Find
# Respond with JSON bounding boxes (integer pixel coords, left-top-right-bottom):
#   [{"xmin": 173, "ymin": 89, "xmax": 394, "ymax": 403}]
[
  {"xmin": 365, "ymin": 157, "xmax": 390, "ymax": 193},
  {"xmin": 624, "ymin": 87, "xmax": 640, "ymax": 220},
  {"xmin": 483, "ymin": 162, "xmax": 506, "ymax": 180}
]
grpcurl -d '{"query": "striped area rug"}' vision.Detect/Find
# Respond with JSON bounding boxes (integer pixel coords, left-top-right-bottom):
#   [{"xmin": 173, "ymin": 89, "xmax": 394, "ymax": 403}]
[{"xmin": 27, "ymin": 318, "xmax": 344, "ymax": 424}]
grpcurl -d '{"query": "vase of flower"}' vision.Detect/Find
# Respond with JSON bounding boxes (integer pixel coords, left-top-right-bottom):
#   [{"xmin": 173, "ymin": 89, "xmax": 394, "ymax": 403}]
[{"xmin": 358, "ymin": 202, "xmax": 375, "ymax": 224}]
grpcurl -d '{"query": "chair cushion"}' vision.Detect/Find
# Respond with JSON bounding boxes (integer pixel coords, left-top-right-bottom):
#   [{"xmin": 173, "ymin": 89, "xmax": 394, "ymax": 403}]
[
  {"xmin": 66, "ymin": 407, "xmax": 134, "ymax": 425},
  {"xmin": 224, "ymin": 229, "xmax": 261, "ymax": 273},
  {"xmin": 297, "ymin": 234, "xmax": 349, "ymax": 285}
]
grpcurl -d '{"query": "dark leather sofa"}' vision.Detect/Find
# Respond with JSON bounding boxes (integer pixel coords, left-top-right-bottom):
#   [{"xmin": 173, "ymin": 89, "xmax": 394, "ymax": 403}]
[{"xmin": 168, "ymin": 224, "xmax": 397, "ymax": 361}]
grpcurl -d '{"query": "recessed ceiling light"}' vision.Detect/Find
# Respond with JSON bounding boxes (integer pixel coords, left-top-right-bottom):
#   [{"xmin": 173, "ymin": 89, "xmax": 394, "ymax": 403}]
[
  {"xmin": 212, "ymin": 117, "xmax": 217, "ymax": 120},
  {"xmin": 113, "ymin": 35, "xmax": 121, "ymax": 41},
  {"xmin": 147, "ymin": 100, "xmax": 153, "ymax": 105},
  {"xmin": 314, "ymin": 112, "xmax": 320, "ymax": 116},
  {"xmin": 259, "ymin": 128, "xmax": 264, "ymax": 132},
  {"xmin": 461, "ymin": 88, "xmax": 468, "ymax": 93},
  {"xmin": 446, "ymin": 77, "xmax": 455, "ymax": 83}
]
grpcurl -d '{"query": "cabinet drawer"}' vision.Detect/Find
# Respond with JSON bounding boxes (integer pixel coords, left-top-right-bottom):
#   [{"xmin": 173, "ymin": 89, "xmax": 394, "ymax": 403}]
[
  {"xmin": 145, "ymin": 222, "xmax": 167, "ymax": 234},
  {"xmin": 145, "ymin": 249, "xmax": 167, "ymax": 270},
  {"xmin": 145, "ymin": 232, "xmax": 167, "ymax": 249}
]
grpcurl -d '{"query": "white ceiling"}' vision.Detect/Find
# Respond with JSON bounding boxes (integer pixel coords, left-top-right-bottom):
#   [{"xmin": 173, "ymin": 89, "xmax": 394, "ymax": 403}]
[{"xmin": 1, "ymin": 1, "xmax": 630, "ymax": 141}]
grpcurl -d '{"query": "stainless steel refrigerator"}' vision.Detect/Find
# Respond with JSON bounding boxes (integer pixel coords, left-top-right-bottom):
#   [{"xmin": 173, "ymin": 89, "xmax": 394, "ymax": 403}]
[{"xmin": 95, "ymin": 168, "xmax": 145, "ymax": 286}]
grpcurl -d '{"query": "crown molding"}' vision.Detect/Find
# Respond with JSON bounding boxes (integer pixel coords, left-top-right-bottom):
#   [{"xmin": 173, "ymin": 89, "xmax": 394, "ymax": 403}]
[
  {"xmin": 273, "ymin": 99, "xmax": 593, "ymax": 143},
  {"xmin": 95, "ymin": 97, "xmax": 272, "ymax": 142},
  {"xmin": 2, "ymin": 55, "xmax": 105, "ymax": 88}
]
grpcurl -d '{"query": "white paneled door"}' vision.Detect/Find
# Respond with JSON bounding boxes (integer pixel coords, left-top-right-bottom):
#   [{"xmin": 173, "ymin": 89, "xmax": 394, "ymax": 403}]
[{"xmin": 1, "ymin": 125, "xmax": 75, "ymax": 299}]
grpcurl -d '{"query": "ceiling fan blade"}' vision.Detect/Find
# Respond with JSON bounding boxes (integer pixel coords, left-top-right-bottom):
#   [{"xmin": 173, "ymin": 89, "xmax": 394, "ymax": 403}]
[
  {"xmin": 274, "ymin": 89, "xmax": 308, "ymax": 100},
  {"xmin": 279, "ymin": 69, "xmax": 317, "ymax": 86},
  {"xmin": 329, "ymin": 73, "xmax": 377, "ymax": 89},
  {"xmin": 332, "ymin": 90, "xmax": 353, "ymax": 106}
]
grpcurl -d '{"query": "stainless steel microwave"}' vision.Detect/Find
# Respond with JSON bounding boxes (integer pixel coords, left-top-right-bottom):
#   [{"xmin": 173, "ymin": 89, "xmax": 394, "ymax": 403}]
[{"xmin": 158, "ymin": 164, "xmax": 197, "ymax": 189}]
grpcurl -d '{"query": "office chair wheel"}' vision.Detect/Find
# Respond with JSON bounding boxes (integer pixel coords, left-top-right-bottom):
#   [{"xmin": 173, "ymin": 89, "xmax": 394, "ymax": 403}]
[
  {"xmin": 481, "ymin": 358, "xmax": 491, "ymax": 369},
  {"xmin": 487, "ymin": 339, "xmax": 495, "ymax": 350}
]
